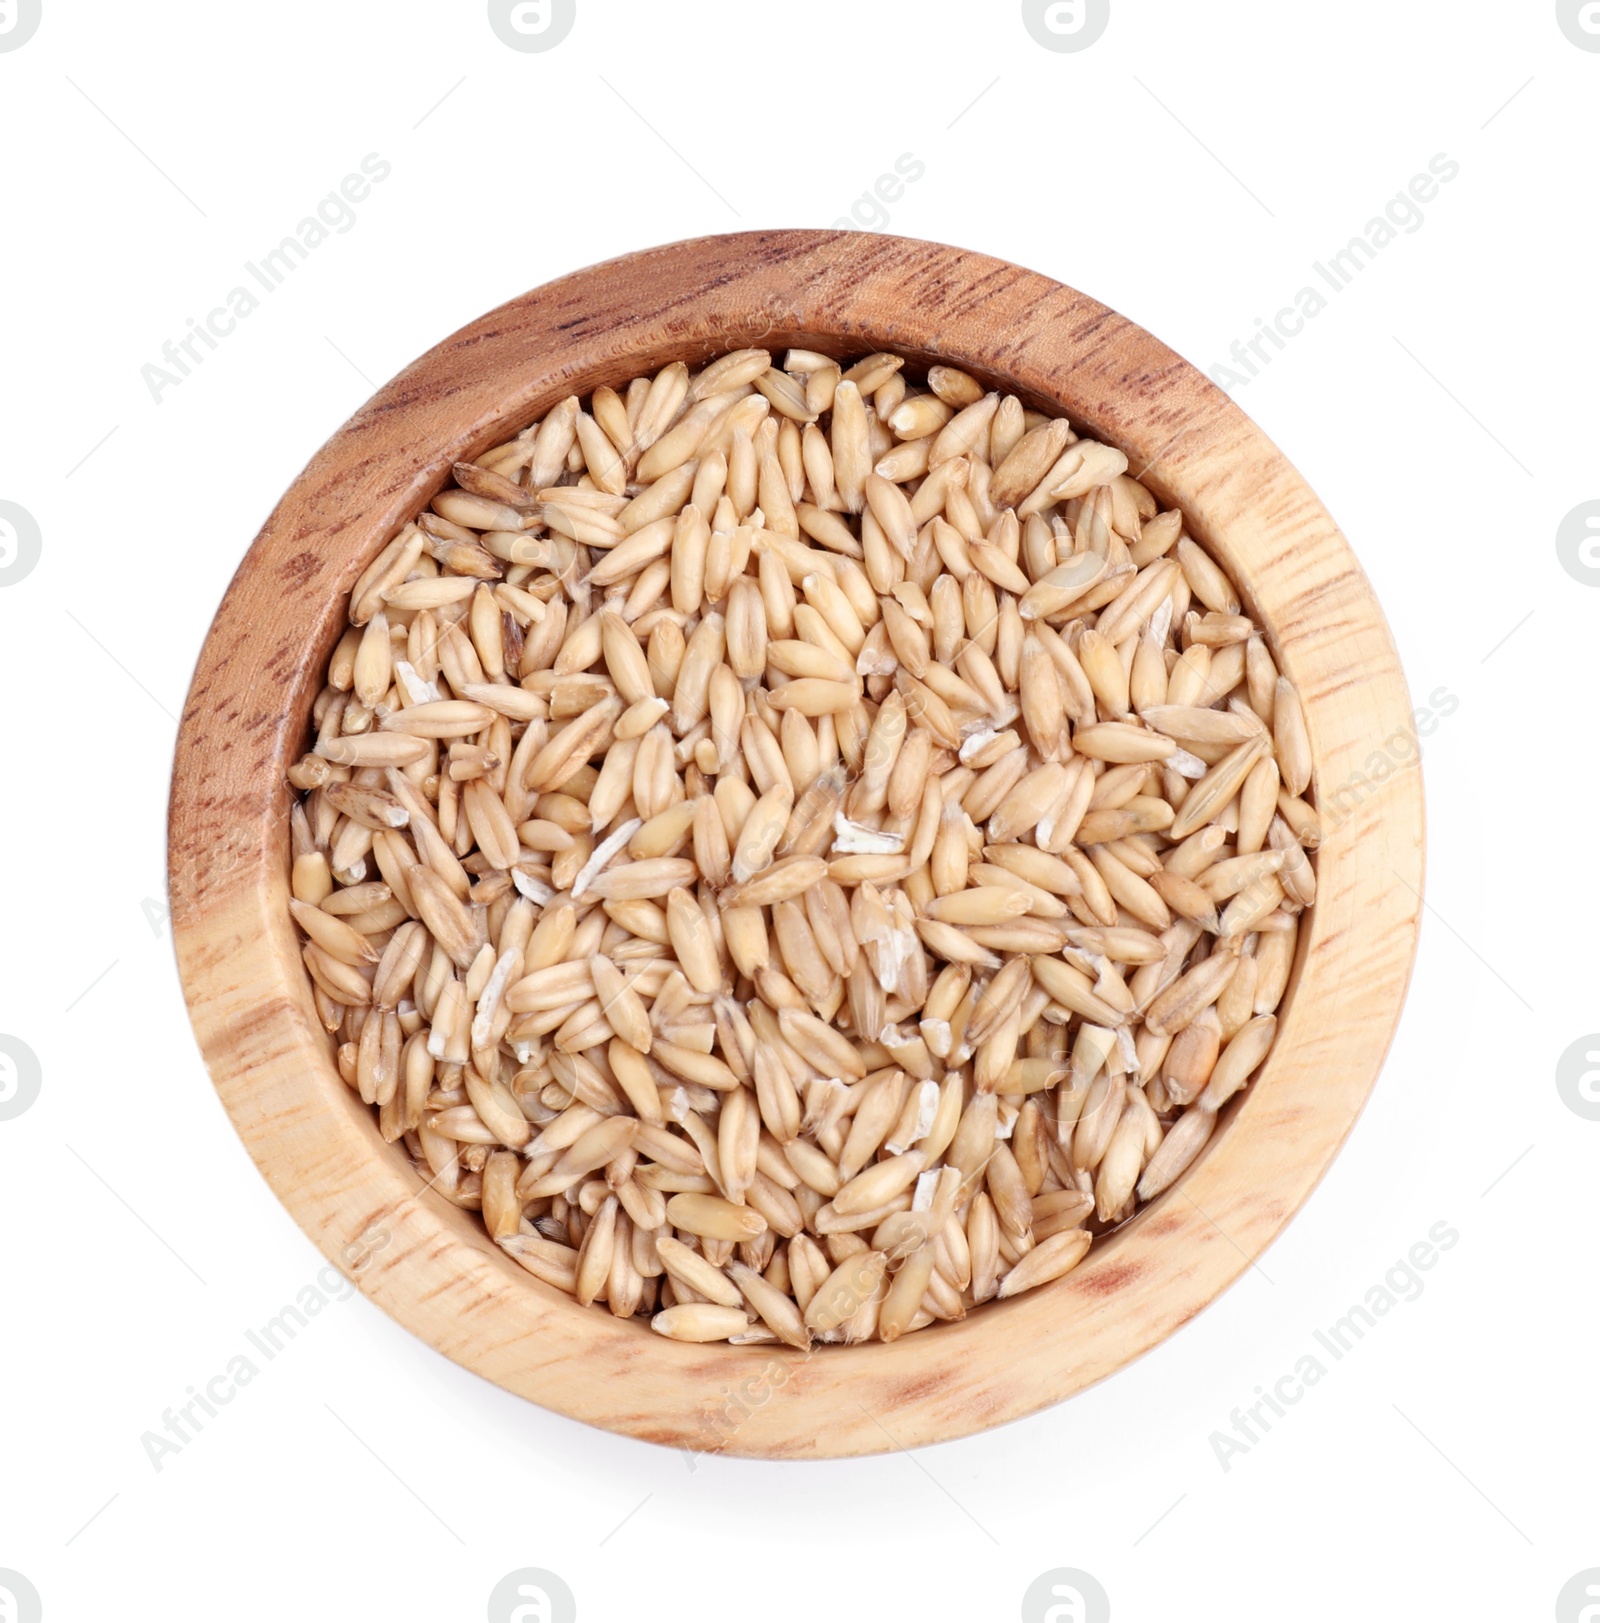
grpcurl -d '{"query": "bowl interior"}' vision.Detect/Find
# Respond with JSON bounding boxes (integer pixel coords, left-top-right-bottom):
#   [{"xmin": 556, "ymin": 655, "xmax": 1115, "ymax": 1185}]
[{"xmin": 283, "ymin": 331, "xmax": 1307, "ymax": 1313}]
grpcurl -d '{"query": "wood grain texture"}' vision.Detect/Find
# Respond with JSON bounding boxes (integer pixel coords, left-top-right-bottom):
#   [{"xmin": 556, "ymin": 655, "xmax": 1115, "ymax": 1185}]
[{"xmin": 168, "ymin": 231, "xmax": 1424, "ymax": 1458}]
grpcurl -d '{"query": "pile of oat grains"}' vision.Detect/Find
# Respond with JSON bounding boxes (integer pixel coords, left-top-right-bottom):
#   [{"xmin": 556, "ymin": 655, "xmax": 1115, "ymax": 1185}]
[{"xmin": 287, "ymin": 345, "xmax": 1317, "ymax": 1348}]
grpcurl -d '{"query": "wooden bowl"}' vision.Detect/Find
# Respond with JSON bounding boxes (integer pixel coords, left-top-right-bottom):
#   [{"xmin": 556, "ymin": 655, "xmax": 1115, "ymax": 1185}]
[{"xmin": 169, "ymin": 231, "xmax": 1423, "ymax": 1458}]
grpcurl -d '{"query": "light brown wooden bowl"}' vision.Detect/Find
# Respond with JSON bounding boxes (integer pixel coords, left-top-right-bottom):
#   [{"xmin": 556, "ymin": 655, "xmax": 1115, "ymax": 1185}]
[{"xmin": 169, "ymin": 231, "xmax": 1423, "ymax": 1458}]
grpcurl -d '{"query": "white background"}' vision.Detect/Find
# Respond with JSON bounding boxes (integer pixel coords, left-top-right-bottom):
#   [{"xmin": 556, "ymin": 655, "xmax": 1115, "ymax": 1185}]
[{"xmin": 1, "ymin": 2, "xmax": 1592, "ymax": 1619}]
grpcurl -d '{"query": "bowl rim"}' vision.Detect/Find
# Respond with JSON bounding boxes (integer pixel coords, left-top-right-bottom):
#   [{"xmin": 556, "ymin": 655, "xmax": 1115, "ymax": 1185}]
[{"xmin": 168, "ymin": 229, "xmax": 1424, "ymax": 1459}]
